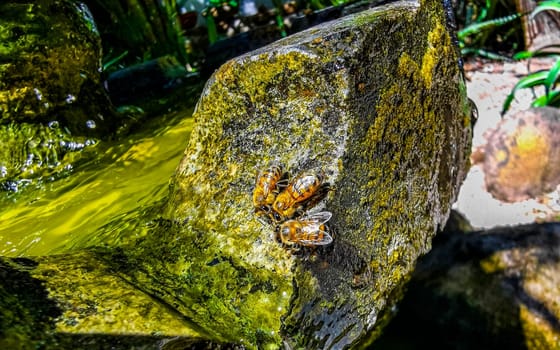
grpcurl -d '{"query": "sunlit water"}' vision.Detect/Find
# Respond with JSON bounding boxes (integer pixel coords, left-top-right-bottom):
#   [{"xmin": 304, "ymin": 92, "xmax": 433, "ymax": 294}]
[{"xmin": 0, "ymin": 108, "xmax": 194, "ymax": 257}]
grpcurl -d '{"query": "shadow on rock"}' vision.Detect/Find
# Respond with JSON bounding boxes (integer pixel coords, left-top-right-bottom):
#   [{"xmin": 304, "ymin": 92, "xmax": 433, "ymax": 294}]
[{"xmin": 373, "ymin": 211, "xmax": 560, "ymax": 350}]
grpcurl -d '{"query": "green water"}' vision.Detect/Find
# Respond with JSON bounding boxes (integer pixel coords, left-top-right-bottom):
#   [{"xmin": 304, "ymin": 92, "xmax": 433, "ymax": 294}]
[{"xmin": 0, "ymin": 108, "xmax": 194, "ymax": 257}]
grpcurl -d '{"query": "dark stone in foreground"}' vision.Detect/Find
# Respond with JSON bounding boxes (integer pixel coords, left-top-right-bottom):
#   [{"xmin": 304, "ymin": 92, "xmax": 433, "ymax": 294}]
[{"xmin": 374, "ymin": 214, "xmax": 560, "ymax": 350}]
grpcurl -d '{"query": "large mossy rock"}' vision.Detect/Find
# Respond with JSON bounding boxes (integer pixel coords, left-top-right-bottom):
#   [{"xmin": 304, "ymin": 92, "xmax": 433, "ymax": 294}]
[{"xmin": 146, "ymin": 0, "xmax": 473, "ymax": 348}]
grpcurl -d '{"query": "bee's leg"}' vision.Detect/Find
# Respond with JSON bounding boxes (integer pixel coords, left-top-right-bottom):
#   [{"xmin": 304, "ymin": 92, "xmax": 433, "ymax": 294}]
[
  {"xmin": 302, "ymin": 248, "xmax": 318, "ymax": 262},
  {"xmin": 274, "ymin": 225, "xmax": 284, "ymax": 244},
  {"xmin": 270, "ymin": 210, "xmax": 285, "ymax": 224},
  {"xmin": 257, "ymin": 215, "xmax": 271, "ymax": 226},
  {"xmin": 255, "ymin": 206, "xmax": 273, "ymax": 226},
  {"xmin": 287, "ymin": 245, "xmax": 301, "ymax": 255},
  {"xmin": 298, "ymin": 207, "xmax": 309, "ymax": 219}
]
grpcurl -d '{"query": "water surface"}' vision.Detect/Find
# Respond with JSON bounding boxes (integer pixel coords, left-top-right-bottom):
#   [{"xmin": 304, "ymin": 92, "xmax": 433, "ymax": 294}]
[{"xmin": 0, "ymin": 109, "xmax": 194, "ymax": 256}]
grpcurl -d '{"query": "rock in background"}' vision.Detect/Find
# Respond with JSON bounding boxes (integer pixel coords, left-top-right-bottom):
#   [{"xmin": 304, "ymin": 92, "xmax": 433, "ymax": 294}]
[
  {"xmin": 456, "ymin": 58, "xmax": 560, "ymax": 228},
  {"xmin": 478, "ymin": 107, "xmax": 560, "ymax": 202},
  {"xmin": 0, "ymin": 1, "xmax": 116, "ymax": 189}
]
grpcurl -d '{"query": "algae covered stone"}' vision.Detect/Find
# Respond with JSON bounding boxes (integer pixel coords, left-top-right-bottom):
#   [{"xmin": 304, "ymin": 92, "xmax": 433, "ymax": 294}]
[
  {"xmin": 0, "ymin": 0, "xmax": 114, "ymax": 134},
  {"xmin": 160, "ymin": 0, "xmax": 473, "ymax": 348},
  {"xmin": 0, "ymin": 0, "xmax": 116, "ymax": 188},
  {"xmin": 0, "ymin": 253, "xmax": 206, "ymax": 349}
]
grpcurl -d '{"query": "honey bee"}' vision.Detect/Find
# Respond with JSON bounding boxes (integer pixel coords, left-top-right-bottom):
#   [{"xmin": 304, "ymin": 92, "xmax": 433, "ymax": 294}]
[
  {"xmin": 271, "ymin": 172, "xmax": 328, "ymax": 222},
  {"xmin": 253, "ymin": 165, "xmax": 286, "ymax": 217},
  {"xmin": 278, "ymin": 211, "xmax": 333, "ymax": 246}
]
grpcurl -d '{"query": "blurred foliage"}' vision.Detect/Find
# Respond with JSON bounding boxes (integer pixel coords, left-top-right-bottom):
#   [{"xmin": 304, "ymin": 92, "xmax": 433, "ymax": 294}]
[
  {"xmin": 81, "ymin": 0, "xmax": 189, "ymax": 74},
  {"xmin": 453, "ymin": 0, "xmax": 525, "ymax": 58},
  {"xmin": 502, "ymin": 0, "xmax": 560, "ymax": 114}
]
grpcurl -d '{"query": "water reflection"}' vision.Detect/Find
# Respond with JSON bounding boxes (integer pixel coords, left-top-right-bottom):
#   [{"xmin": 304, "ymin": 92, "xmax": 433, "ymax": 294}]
[{"xmin": 0, "ymin": 109, "xmax": 194, "ymax": 257}]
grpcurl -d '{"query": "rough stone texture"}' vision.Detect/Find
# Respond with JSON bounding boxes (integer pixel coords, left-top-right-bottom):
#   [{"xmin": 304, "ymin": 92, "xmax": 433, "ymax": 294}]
[
  {"xmin": 478, "ymin": 107, "xmax": 560, "ymax": 202},
  {"xmin": 374, "ymin": 216, "xmax": 560, "ymax": 350},
  {"xmin": 0, "ymin": 253, "xmax": 205, "ymax": 349},
  {"xmin": 157, "ymin": 0, "xmax": 473, "ymax": 348}
]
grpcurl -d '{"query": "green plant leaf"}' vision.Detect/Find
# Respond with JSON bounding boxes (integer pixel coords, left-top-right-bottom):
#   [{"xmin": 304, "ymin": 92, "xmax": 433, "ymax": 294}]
[
  {"xmin": 545, "ymin": 58, "xmax": 560, "ymax": 94},
  {"xmin": 513, "ymin": 46, "xmax": 560, "ymax": 60},
  {"xmin": 502, "ymin": 71, "xmax": 549, "ymax": 115},
  {"xmin": 531, "ymin": 90, "xmax": 560, "ymax": 107},
  {"xmin": 102, "ymin": 51, "xmax": 129, "ymax": 72},
  {"xmin": 547, "ymin": 90, "xmax": 560, "ymax": 106},
  {"xmin": 513, "ymin": 70, "xmax": 549, "ymax": 89},
  {"xmin": 458, "ymin": 13, "xmax": 523, "ymax": 40},
  {"xmin": 532, "ymin": 1, "xmax": 560, "ymax": 18},
  {"xmin": 531, "ymin": 94, "xmax": 550, "ymax": 107},
  {"xmin": 513, "ymin": 51, "xmax": 534, "ymax": 60}
]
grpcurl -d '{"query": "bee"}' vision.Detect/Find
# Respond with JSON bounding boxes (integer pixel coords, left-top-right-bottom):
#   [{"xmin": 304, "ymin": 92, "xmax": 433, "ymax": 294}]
[
  {"xmin": 278, "ymin": 211, "xmax": 333, "ymax": 246},
  {"xmin": 271, "ymin": 172, "xmax": 328, "ymax": 222},
  {"xmin": 253, "ymin": 165, "xmax": 286, "ymax": 218}
]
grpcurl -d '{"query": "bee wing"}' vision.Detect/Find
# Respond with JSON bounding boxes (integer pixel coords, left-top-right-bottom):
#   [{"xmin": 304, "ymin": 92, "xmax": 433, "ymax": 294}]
[
  {"xmin": 301, "ymin": 211, "xmax": 332, "ymax": 225},
  {"xmin": 299, "ymin": 229, "xmax": 334, "ymax": 246}
]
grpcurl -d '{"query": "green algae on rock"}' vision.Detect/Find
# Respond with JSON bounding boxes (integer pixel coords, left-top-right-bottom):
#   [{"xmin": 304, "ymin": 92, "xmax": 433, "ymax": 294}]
[
  {"xmin": 0, "ymin": 253, "xmax": 207, "ymax": 349},
  {"xmin": 0, "ymin": 1, "xmax": 117, "ymax": 189},
  {"xmin": 0, "ymin": 1, "xmax": 115, "ymax": 135},
  {"xmin": 160, "ymin": 0, "xmax": 473, "ymax": 348}
]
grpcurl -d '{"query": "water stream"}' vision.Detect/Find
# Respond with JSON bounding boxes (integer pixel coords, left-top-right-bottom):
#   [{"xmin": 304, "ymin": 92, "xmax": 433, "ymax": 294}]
[{"xmin": 0, "ymin": 108, "xmax": 194, "ymax": 257}]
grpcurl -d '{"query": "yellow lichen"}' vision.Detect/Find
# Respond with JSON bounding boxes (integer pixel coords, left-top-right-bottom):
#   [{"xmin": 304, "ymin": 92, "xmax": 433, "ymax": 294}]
[
  {"xmin": 519, "ymin": 304, "xmax": 560, "ymax": 350},
  {"xmin": 479, "ymin": 252, "xmax": 507, "ymax": 274},
  {"xmin": 421, "ymin": 21, "xmax": 450, "ymax": 87}
]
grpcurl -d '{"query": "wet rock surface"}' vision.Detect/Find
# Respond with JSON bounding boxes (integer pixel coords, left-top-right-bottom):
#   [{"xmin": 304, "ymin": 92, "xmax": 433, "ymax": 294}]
[
  {"xmin": 374, "ymin": 212, "xmax": 560, "ymax": 350},
  {"xmin": 0, "ymin": 1, "xmax": 116, "ymax": 188},
  {"xmin": 159, "ymin": 0, "xmax": 472, "ymax": 347},
  {"xmin": 0, "ymin": 0, "xmax": 114, "ymax": 133},
  {"xmin": 0, "ymin": 253, "xmax": 205, "ymax": 350}
]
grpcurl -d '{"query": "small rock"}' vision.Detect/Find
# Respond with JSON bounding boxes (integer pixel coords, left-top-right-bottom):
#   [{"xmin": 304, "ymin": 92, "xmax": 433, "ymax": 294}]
[{"xmin": 479, "ymin": 107, "xmax": 560, "ymax": 202}]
